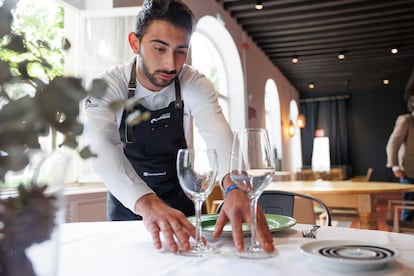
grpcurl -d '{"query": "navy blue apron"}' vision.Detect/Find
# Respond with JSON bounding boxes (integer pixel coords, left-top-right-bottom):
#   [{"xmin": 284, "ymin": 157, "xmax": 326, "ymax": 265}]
[{"xmin": 108, "ymin": 62, "xmax": 194, "ymax": 221}]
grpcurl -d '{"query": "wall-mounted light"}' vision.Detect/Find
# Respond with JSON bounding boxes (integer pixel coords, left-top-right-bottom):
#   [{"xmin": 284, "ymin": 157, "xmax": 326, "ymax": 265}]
[
  {"xmin": 338, "ymin": 52, "xmax": 346, "ymax": 60},
  {"xmin": 308, "ymin": 82, "xmax": 315, "ymax": 89},
  {"xmin": 255, "ymin": 0, "xmax": 263, "ymax": 10},
  {"xmin": 288, "ymin": 119, "xmax": 295, "ymax": 137},
  {"xmin": 390, "ymin": 47, "xmax": 398, "ymax": 54},
  {"xmin": 383, "ymin": 79, "xmax": 390, "ymax": 85},
  {"xmin": 297, "ymin": 113, "xmax": 306, "ymax": 128},
  {"xmin": 292, "ymin": 56, "xmax": 299, "ymax": 63}
]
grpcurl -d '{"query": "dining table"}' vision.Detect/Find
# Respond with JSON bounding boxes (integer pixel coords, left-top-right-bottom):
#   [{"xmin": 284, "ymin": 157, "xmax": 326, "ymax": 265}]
[
  {"xmin": 35, "ymin": 220, "xmax": 414, "ymax": 276},
  {"xmin": 265, "ymin": 180, "xmax": 414, "ymax": 230}
]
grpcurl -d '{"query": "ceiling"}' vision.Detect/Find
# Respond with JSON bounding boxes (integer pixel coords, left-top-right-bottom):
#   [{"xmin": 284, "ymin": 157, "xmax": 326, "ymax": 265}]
[{"xmin": 217, "ymin": 0, "xmax": 414, "ymax": 98}]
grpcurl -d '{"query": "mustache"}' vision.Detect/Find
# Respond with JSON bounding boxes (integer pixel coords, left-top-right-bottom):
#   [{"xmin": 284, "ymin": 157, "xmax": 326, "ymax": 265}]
[{"xmin": 156, "ymin": 69, "xmax": 177, "ymax": 75}]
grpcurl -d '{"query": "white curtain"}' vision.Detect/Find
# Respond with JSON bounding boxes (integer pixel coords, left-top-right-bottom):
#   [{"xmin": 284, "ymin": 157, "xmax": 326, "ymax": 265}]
[{"xmin": 81, "ymin": 15, "xmax": 136, "ymax": 85}]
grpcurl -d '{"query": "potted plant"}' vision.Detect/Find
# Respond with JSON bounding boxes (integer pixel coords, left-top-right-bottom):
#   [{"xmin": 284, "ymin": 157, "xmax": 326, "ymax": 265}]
[
  {"xmin": 0, "ymin": 1, "xmax": 150, "ymax": 273},
  {"xmin": 0, "ymin": 0, "xmax": 106, "ymax": 275}
]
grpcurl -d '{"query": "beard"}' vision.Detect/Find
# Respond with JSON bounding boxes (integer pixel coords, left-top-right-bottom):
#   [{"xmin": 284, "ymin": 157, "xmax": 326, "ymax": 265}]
[{"xmin": 138, "ymin": 54, "xmax": 177, "ymax": 89}]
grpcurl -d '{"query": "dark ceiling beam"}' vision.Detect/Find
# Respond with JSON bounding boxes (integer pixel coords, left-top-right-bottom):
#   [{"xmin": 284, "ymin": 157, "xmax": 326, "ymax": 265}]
[
  {"xmin": 263, "ymin": 38, "xmax": 414, "ymax": 57},
  {"xmin": 258, "ymin": 30, "xmax": 414, "ymax": 49},
  {"xmin": 248, "ymin": 20, "xmax": 414, "ymax": 39},
  {"xmin": 224, "ymin": 0, "xmax": 367, "ymax": 15},
  {"xmin": 230, "ymin": 0, "xmax": 408, "ymax": 20},
  {"xmin": 238, "ymin": 1, "xmax": 414, "ymax": 26},
  {"xmin": 243, "ymin": 9, "xmax": 414, "ymax": 34},
  {"xmin": 251, "ymin": 22, "xmax": 414, "ymax": 44}
]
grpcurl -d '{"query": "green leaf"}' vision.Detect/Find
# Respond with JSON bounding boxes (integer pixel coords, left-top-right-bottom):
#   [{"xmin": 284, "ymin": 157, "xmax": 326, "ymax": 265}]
[
  {"xmin": 79, "ymin": 146, "xmax": 98, "ymax": 159},
  {"xmin": 108, "ymin": 100, "xmax": 125, "ymax": 112},
  {"xmin": 125, "ymin": 97, "xmax": 142, "ymax": 110},
  {"xmin": 5, "ymin": 34, "xmax": 27, "ymax": 53},
  {"xmin": 126, "ymin": 111, "xmax": 150, "ymax": 126},
  {"xmin": 37, "ymin": 39, "xmax": 50, "ymax": 50},
  {"xmin": 17, "ymin": 60, "xmax": 30, "ymax": 79},
  {"xmin": 88, "ymin": 78, "xmax": 108, "ymax": 99},
  {"xmin": 62, "ymin": 37, "xmax": 71, "ymax": 51}
]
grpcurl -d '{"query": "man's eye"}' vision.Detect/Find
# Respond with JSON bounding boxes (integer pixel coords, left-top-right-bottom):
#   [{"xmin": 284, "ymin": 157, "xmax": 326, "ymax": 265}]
[
  {"xmin": 176, "ymin": 49, "xmax": 187, "ymax": 55},
  {"xmin": 154, "ymin": 47, "xmax": 165, "ymax": 53}
]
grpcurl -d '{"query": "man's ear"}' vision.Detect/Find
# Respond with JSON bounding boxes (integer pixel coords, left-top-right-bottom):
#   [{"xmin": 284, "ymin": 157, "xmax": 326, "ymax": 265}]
[{"xmin": 128, "ymin": 32, "xmax": 140, "ymax": 54}]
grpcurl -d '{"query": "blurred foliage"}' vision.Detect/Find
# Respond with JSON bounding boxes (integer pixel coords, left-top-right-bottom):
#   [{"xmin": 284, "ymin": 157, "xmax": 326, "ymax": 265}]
[
  {"xmin": 0, "ymin": 0, "xmax": 108, "ymax": 181},
  {"xmin": 0, "ymin": 0, "xmax": 149, "ymax": 182}
]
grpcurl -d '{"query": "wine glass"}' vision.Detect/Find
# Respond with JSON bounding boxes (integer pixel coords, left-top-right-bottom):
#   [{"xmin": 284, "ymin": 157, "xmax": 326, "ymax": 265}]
[
  {"xmin": 230, "ymin": 128, "xmax": 275, "ymax": 259},
  {"xmin": 176, "ymin": 148, "xmax": 219, "ymax": 257}
]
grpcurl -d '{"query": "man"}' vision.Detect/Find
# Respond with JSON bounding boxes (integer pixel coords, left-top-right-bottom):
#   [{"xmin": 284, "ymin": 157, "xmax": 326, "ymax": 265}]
[
  {"xmin": 84, "ymin": 0, "xmax": 274, "ymax": 253},
  {"xmin": 386, "ymin": 95, "xmax": 414, "ymax": 221}
]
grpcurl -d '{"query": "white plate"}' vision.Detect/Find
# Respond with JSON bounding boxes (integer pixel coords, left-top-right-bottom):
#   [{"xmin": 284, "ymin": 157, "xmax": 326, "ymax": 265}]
[{"xmin": 300, "ymin": 240, "xmax": 399, "ymax": 271}]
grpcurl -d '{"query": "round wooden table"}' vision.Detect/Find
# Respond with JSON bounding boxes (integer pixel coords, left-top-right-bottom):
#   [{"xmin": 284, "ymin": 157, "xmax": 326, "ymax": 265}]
[{"xmin": 265, "ymin": 180, "xmax": 414, "ymax": 229}]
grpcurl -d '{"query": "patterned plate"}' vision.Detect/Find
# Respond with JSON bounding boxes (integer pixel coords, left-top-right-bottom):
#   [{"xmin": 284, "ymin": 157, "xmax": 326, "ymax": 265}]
[{"xmin": 301, "ymin": 240, "xmax": 399, "ymax": 271}]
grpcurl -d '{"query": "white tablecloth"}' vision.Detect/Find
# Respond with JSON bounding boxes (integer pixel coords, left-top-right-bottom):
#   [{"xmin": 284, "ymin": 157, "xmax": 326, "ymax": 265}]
[{"xmin": 55, "ymin": 221, "xmax": 414, "ymax": 276}]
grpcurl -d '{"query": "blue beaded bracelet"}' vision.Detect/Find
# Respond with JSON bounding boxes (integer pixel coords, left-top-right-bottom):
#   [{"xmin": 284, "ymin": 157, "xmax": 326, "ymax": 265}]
[{"xmin": 225, "ymin": 183, "xmax": 239, "ymax": 196}]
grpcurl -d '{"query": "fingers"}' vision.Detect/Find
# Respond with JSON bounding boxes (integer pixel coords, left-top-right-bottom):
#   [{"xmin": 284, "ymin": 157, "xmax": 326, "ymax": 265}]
[
  {"xmin": 229, "ymin": 217, "xmax": 245, "ymax": 252},
  {"xmin": 144, "ymin": 211, "xmax": 194, "ymax": 253},
  {"xmin": 169, "ymin": 219, "xmax": 191, "ymax": 251},
  {"xmin": 255, "ymin": 210, "xmax": 275, "ymax": 253},
  {"xmin": 148, "ymin": 223, "xmax": 162, "ymax": 249},
  {"xmin": 214, "ymin": 193, "xmax": 275, "ymax": 253}
]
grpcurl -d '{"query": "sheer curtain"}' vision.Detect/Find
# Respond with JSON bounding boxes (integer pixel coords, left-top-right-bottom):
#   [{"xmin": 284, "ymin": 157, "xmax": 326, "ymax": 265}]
[
  {"xmin": 81, "ymin": 15, "xmax": 136, "ymax": 84},
  {"xmin": 75, "ymin": 12, "xmax": 136, "ymax": 182},
  {"xmin": 300, "ymin": 97, "xmax": 350, "ymax": 168}
]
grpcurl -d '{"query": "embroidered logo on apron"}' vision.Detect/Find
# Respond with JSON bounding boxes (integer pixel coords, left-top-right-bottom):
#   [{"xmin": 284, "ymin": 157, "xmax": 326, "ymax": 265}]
[
  {"xmin": 150, "ymin": 112, "xmax": 171, "ymax": 124},
  {"xmin": 143, "ymin": 171, "xmax": 167, "ymax": 177}
]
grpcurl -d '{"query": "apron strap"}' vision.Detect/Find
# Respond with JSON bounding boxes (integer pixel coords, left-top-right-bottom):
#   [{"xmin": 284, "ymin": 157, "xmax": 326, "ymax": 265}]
[
  {"xmin": 125, "ymin": 60, "xmax": 137, "ymax": 143},
  {"xmin": 174, "ymin": 78, "xmax": 182, "ymax": 109}
]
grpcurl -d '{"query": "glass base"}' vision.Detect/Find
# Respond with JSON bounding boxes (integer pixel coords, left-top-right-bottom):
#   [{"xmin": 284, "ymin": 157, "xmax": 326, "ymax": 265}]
[
  {"xmin": 235, "ymin": 246, "xmax": 277, "ymax": 259},
  {"xmin": 178, "ymin": 244, "xmax": 220, "ymax": 257}
]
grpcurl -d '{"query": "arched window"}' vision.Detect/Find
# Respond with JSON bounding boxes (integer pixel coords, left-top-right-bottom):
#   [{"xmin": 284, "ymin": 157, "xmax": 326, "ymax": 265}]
[
  {"xmin": 191, "ymin": 16, "xmax": 245, "ymax": 148},
  {"xmin": 289, "ymin": 100, "xmax": 303, "ymax": 171},
  {"xmin": 264, "ymin": 79, "xmax": 283, "ymax": 170}
]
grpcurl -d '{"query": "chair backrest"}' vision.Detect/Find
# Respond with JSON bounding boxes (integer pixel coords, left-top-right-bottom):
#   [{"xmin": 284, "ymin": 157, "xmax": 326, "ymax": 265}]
[
  {"xmin": 258, "ymin": 190, "xmax": 332, "ymax": 226},
  {"xmin": 350, "ymin": 167, "xmax": 373, "ymax": 182},
  {"xmin": 386, "ymin": 200, "xmax": 414, "ymax": 233},
  {"xmin": 366, "ymin": 167, "xmax": 374, "ymax": 181}
]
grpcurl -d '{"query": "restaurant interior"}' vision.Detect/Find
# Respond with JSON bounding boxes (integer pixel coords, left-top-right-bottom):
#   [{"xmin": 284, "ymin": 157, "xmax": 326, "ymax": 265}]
[{"xmin": 1, "ymin": 0, "xmax": 414, "ymax": 274}]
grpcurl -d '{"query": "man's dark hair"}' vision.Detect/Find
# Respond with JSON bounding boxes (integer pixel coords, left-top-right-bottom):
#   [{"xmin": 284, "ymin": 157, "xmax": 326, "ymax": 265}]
[{"xmin": 135, "ymin": 0, "xmax": 195, "ymax": 39}]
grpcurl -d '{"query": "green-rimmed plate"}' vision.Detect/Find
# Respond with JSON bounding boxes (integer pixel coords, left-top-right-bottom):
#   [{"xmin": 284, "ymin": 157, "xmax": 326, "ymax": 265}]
[{"xmin": 188, "ymin": 213, "xmax": 296, "ymax": 237}]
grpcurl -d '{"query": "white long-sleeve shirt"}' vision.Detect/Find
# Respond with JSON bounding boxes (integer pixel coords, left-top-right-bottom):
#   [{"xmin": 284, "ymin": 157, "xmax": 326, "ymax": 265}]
[{"xmin": 84, "ymin": 58, "xmax": 233, "ymax": 212}]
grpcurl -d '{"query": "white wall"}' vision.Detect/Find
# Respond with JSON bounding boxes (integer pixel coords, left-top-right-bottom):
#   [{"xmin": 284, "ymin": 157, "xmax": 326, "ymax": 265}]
[{"xmin": 184, "ymin": 0, "xmax": 300, "ymax": 171}]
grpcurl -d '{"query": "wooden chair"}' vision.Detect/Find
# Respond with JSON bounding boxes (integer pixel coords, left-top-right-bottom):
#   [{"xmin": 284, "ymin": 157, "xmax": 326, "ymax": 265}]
[
  {"xmin": 350, "ymin": 167, "xmax": 373, "ymax": 182},
  {"xmin": 205, "ymin": 185, "xmax": 224, "ymax": 214},
  {"xmin": 385, "ymin": 200, "xmax": 414, "ymax": 233},
  {"xmin": 327, "ymin": 167, "xmax": 374, "ymax": 218}
]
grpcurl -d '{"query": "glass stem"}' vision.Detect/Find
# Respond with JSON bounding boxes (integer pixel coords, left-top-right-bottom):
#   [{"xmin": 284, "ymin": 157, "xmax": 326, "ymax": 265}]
[
  {"xmin": 194, "ymin": 199, "xmax": 204, "ymax": 247},
  {"xmin": 250, "ymin": 196, "xmax": 260, "ymax": 248}
]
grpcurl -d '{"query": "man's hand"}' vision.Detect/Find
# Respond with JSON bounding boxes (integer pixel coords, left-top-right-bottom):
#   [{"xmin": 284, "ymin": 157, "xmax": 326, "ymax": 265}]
[
  {"xmin": 394, "ymin": 169, "xmax": 405, "ymax": 179},
  {"xmin": 135, "ymin": 193, "xmax": 195, "ymax": 253},
  {"xmin": 212, "ymin": 188, "xmax": 275, "ymax": 253}
]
